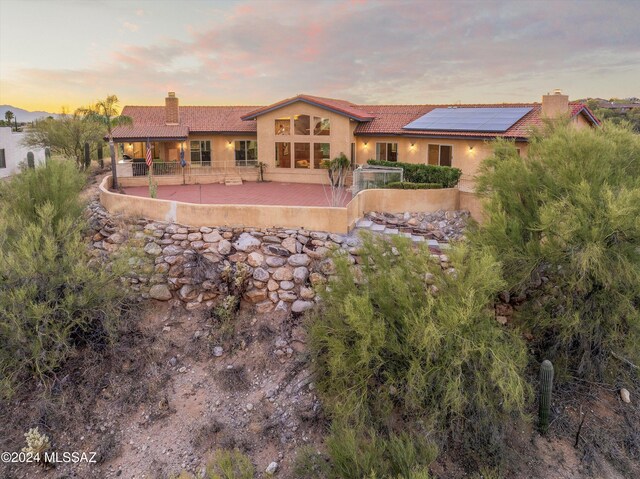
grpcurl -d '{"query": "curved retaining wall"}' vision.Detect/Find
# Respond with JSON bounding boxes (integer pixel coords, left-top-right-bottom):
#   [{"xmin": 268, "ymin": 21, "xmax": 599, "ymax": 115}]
[{"xmin": 99, "ymin": 176, "xmax": 460, "ymax": 234}]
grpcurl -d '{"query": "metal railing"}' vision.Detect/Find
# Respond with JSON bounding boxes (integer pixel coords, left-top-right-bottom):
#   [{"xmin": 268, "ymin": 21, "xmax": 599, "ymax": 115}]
[{"xmin": 131, "ymin": 160, "xmax": 235, "ymax": 177}]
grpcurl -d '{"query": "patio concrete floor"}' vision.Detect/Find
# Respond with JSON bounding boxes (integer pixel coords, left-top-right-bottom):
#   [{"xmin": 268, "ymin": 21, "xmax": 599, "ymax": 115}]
[{"xmin": 123, "ymin": 181, "xmax": 351, "ymax": 207}]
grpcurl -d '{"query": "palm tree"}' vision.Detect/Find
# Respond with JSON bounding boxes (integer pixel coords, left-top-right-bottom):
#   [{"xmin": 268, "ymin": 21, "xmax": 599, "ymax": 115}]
[
  {"xmin": 5, "ymin": 110, "xmax": 15, "ymax": 129},
  {"xmin": 77, "ymin": 95, "xmax": 132, "ymax": 189}
]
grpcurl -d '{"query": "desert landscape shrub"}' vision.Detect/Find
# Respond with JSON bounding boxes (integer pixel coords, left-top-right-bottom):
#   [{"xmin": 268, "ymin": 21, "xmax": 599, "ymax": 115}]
[
  {"xmin": 204, "ymin": 449, "xmax": 254, "ymax": 479},
  {"xmin": 367, "ymin": 160, "xmax": 461, "ymax": 187},
  {"xmin": 0, "ymin": 158, "xmax": 85, "ymax": 228},
  {"xmin": 308, "ymin": 234, "xmax": 529, "ymax": 461},
  {"xmin": 294, "ymin": 428, "xmax": 436, "ymax": 479},
  {"xmin": 472, "ymin": 122, "xmax": 640, "ymax": 380},
  {"xmin": 0, "ymin": 160, "xmax": 128, "ymax": 397}
]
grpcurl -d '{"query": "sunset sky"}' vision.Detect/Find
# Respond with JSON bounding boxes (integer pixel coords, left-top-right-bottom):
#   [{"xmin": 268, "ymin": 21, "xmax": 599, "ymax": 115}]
[{"xmin": 1, "ymin": 0, "xmax": 638, "ymax": 113}]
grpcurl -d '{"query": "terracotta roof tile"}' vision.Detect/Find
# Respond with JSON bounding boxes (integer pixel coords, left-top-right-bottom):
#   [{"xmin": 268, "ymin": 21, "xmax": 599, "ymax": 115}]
[
  {"xmin": 241, "ymin": 94, "xmax": 375, "ymax": 121},
  {"xmin": 353, "ymin": 102, "xmax": 598, "ymax": 138},
  {"xmin": 112, "ymin": 105, "xmax": 259, "ymax": 140},
  {"xmin": 113, "ymin": 98, "xmax": 599, "ymax": 141}
]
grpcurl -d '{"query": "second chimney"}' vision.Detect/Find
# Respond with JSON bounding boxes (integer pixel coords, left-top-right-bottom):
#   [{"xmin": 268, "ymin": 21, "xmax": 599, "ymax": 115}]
[
  {"xmin": 541, "ymin": 89, "xmax": 569, "ymax": 118},
  {"xmin": 165, "ymin": 92, "xmax": 179, "ymax": 125}
]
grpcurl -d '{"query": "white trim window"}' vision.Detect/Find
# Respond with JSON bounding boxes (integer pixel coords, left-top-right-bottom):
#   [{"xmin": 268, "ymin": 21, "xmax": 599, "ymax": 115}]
[
  {"xmin": 235, "ymin": 140, "xmax": 258, "ymax": 166},
  {"xmin": 427, "ymin": 144, "xmax": 452, "ymax": 166},
  {"xmin": 375, "ymin": 142, "xmax": 398, "ymax": 162},
  {"xmin": 190, "ymin": 140, "xmax": 211, "ymax": 166}
]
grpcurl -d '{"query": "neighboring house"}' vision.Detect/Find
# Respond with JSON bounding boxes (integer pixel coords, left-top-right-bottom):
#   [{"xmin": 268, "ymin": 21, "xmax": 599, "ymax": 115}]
[
  {"xmin": 0, "ymin": 127, "xmax": 46, "ymax": 179},
  {"xmin": 111, "ymin": 90, "xmax": 599, "ymax": 190}
]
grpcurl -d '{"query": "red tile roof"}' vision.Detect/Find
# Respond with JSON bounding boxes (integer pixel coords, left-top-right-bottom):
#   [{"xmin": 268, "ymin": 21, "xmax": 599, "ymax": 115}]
[
  {"xmin": 112, "ymin": 98, "xmax": 599, "ymax": 141},
  {"xmin": 241, "ymin": 94, "xmax": 375, "ymax": 121},
  {"xmin": 353, "ymin": 103, "xmax": 599, "ymax": 139},
  {"xmin": 112, "ymin": 105, "xmax": 259, "ymax": 140}
]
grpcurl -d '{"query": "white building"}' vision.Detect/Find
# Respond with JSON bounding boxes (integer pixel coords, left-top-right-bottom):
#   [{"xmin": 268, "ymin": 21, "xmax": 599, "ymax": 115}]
[{"xmin": 0, "ymin": 127, "xmax": 46, "ymax": 179}]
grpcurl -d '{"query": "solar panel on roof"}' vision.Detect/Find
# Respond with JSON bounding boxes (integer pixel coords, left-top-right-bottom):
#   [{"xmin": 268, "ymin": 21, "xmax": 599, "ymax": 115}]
[{"xmin": 402, "ymin": 107, "xmax": 533, "ymax": 132}]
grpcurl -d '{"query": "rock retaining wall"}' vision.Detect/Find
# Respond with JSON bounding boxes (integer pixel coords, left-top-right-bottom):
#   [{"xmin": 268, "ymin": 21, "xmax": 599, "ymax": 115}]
[{"xmin": 87, "ymin": 201, "xmax": 457, "ymax": 313}]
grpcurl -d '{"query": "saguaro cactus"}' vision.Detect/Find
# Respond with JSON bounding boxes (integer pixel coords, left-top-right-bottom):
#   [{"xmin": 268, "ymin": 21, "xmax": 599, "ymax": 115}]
[
  {"xmin": 84, "ymin": 142, "xmax": 91, "ymax": 169},
  {"xmin": 538, "ymin": 359, "xmax": 554, "ymax": 434}
]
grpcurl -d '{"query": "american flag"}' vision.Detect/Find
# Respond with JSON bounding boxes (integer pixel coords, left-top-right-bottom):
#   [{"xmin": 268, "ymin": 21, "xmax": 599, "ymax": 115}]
[{"xmin": 145, "ymin": 139, "xmax": 152, "ymax": 168}]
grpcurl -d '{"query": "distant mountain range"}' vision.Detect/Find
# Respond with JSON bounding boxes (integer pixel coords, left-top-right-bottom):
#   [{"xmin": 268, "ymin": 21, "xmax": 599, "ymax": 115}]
[{"xmin": 0, "ymin": 105, "xmax": 60, "ymax": 123}]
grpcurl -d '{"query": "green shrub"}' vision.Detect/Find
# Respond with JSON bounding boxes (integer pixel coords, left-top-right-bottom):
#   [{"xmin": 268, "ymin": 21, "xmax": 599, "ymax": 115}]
[
  {"xmin": 0, "ymin": 162, "xmax": 128, "ymax": 397},
  {"xmin": 367, "ymin": 160, "xmax": 461, "ymax": 187},
  {"xmin": 293, "ymin": 427, "xmax": 436, "ymax": 479},
  {"xmin": 205, "ymin": 449, "xmax": 254, "ymax": 479},
  {"xmin": 471, "ymin": 122, "xmax": 640, "ymax": 381},
  {"xmin": 0, "ymin": 159, "xmax": 85, "ymax": 228},
  {"xmin": 308, "ymin": 234, "xmax": 529, "ymax": 460},
  {"xmin": 384, "ymin": 181, "xmax": 442, "ymax": 189}
]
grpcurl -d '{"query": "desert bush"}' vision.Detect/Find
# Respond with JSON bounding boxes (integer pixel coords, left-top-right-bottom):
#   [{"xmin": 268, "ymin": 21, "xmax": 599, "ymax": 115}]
[
  {"xmin": 308, "ymin": 234, "xmax": 529, "ymax": 460},
  {"xmin": 367, "ymin": 160, "xmax": 461, "ymax": 187},
  {"xmin": 204, "ymin": 449, "xmax": 254, "ymax": 479},
  {"xmin": 0, "ymin": 158, "xmax": 85, "ymax": 228},
  {"xmin": 384, "ymin": 181, "xmax": 442, "ymax": 189},
  {"xmin": 472, "ymin": 122, "xmax": 640, "ymax": 380},
  {"xmin": 294, "ymin": 428, "xmax": 436, "ymax": 479},
  {"xmin": 0, "ymin": 162, "xmax": 128, "ymax": 397}
]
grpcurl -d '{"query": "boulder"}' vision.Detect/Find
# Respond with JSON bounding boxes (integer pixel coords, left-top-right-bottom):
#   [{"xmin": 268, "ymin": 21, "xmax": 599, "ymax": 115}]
[
  {"xmin": 293, "ymin": 266, "xmax": 309, "ymax": 284},
  {"xmin": 217, "ymin": 239, "xmax": 232, "ymax": 255},
  {"xmin": 291, "ymin": 300, "xmax": 314, "ymax": 313},
  {"xmin": 247, "ymin": 251, "xmax": 265, "ymax": 267},
  {"xmin": 234, "ymin": 233, "xmax": 261, "ymax": 252},
  {"xmin": 149, "ymin": 284, "xmax": 172, "ymax": 301},
  {"xmin": 288, "ymin": 253, "xmax": 311, "ymax": 267},
  {"xmin": 253, "ymin": 267, "xmax": 270, "ymax": 282},
  {"xmin": 203, "ymin": 231, "xmax": 223, "ymax": 243},
  {"xmin": 282, "ymin": 237, "xmax": 298, "ymax": 254},
  {"xmin": 144, "ymin": 242, "xmax": 162, "ymax": 256},
  {"xmin": 266, "ymin": 256, "xmax": 287, "ymax": 267},
  {"xmin": 272, "ymin": 266, "xmax": 294, "ymax": 281}
]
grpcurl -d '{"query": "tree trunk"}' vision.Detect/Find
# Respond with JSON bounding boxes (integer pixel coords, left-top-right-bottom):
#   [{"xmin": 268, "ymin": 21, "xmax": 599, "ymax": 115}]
[{"xmin": 109, "ymin": 139, "xmax": 118, "ymax": 190}]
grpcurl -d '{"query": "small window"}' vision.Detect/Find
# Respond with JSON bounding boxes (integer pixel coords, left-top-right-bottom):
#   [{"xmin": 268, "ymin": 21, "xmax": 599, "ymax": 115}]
[
  {"xmin": 0, "ymin": 149, "xmax": 5, "ymax": 168},
  {"xmin": 275, "ymin": 142, "xmax": 291, "ymax": 168},
  {"xmin": 294, "ymin": 115, "xmax": 310, "ymax": 135},
  {"xmin": 313, "ymin": 117, "xmax": 330, "ymax": 136},
  {"xmin": 350, "ymin": 142, "xmax": 356, "ymax": 168},
  {"xmin": 428, "ymin": 144, "xmax": 452, "ymax": 166},
  {"xmin": 294, "ymin": 143, "xmax": 311, "ymax": 169},
  {"xmin": 375, "ymin": 143, "xmax": 398, "ymax": 162},
  {"xmin": 235, "ymin": 140, "xmax": 258, "ymax": 167},
  {"xmin": 314, "ymin": 143, "xmax": 330, "ymax": 169},
  {"xmin": 275, "ymin": 117, "xmax": 290, "ymax": 135}
]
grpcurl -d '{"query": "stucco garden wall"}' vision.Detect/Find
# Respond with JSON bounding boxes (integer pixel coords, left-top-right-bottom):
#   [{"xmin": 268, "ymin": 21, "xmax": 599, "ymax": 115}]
[{"xmin": 100, "ymin": 176, "xmax": 462, "ymax": 233}]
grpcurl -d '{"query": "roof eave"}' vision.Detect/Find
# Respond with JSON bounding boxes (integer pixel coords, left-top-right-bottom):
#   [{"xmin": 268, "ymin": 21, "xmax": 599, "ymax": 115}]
[
  {"xmin": 354, "ymin": 132, "xmax": 530, "ymax": 142},
  {"xmin": 241, "ymin": 97, "xmax": 374, "ymax": 122}
]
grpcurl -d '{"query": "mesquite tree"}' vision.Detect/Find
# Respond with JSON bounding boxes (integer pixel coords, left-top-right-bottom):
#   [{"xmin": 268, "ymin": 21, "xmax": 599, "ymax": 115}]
[{"xmin": 472, "ymin": 121, "xmax": 640, "ymax": 381}]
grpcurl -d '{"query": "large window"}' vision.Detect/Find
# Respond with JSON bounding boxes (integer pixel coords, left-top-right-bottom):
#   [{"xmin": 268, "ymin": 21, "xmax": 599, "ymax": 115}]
[
  {"xmin": 428, "ymin": 144, "xmax": 452, "ymax": 166},
  {"xmin": 314, "ymin": 143, "xmax": 330, "ymax": 169},
  {"xmin": 235, "ymin": 140, "xmax": 258, "ymax": 166},
  {"xmin": 0, "ymin": 149, "xmax": 5, "ymax": 169},
  {"xmin": 294, "ymin": 143, "xmax": 311, "ymax": 169},
  {"xmin": 190, "ymin": 140, "xmax": 211, "ymax": 166},
  {"xmin": 376, "ymin": 142, "xmax": 398, "ymax": 162},
  {"xmin": 275, "ymin": 117, "xmax": 290, "ymax": 135},
  {"xmin": 294, "ymin": 115, "xmax": 310, "ymax": 135},
  {"xmin": 275, "ymin": 142, "xmax": 291, "ymax": 168},
  {"xmin": 313, "ymin": 117, "xmax": 330, "ymax": 136}
]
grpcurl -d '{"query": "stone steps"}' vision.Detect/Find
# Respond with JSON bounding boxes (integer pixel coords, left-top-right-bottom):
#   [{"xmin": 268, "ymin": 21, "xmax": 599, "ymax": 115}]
[
  {"xmin": 224, "ymin": 176, "xmax": 243, "ymax": 186},
  {"xmin": 353, "ymin": 217, "xmax": 449, "ymax": 251}
]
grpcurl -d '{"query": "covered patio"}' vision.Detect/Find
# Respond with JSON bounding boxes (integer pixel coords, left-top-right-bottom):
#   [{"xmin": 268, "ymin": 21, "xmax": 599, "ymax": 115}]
[{"xmin": 122, "ymin": 181, "xmax": 351, "ymax": 207}]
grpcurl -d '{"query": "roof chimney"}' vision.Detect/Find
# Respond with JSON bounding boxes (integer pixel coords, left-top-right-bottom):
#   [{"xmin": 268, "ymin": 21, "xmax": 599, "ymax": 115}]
[
  {"xmin": 165, "ymin": 92, "xmax": 179, "ymax": 125},
  {"xmin": 541, "ymin": 89, "xmax": 569, "ymax": 118}
]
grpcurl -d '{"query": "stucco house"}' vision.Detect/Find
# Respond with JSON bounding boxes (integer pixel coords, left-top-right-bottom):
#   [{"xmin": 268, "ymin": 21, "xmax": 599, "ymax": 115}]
[
  {"xmin": 0, "ymin": 127, "xmax": 46, "ymax": 179},
  {"xmin": 111, "ymin": 90, "xmax": 599, "ymax": 191}
]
